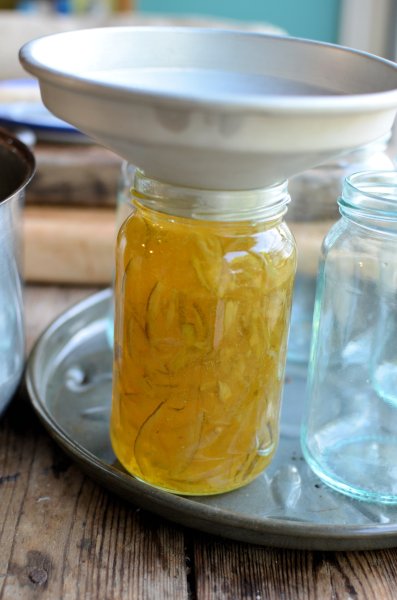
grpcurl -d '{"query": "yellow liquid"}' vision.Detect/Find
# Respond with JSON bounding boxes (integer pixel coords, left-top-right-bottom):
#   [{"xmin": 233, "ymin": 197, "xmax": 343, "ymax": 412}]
[{"xmin": 111, "ymin": 203, "xmax": 296, "ymax": 495}]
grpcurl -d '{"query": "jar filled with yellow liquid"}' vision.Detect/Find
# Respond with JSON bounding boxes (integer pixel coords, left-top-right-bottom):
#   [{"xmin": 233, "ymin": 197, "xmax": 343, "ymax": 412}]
[{"xmin": 111, "ymin": 172, "xmax": 296, "ymax": 495}]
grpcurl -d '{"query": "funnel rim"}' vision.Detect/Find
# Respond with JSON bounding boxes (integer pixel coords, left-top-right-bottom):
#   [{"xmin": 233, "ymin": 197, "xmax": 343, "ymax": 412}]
[{"xmin": 20, "ymin": 26, "xmax": 397, "ymax": 115}]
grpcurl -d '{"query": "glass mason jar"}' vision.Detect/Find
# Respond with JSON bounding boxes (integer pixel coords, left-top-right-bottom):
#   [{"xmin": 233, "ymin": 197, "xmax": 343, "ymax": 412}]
[
  {"xmin": 106, "ymin": 162, "xmax": 136, "ymax": 347},
  {"xmin": 116, "ymin": 162, "xmax": 136, "ymax": 227},
  {"xmin": 280, "ymin": 136, "xmax": 394, "ymax": 439},
  {"xmin": 302, "ymin": 171, "xmax": 397, "ymax": 504},
  {"xmin": 111, "ymin": 172, "xmax": 296, "ymax": 495},
  {"xmin": 287, "ymin": 134, "xmax": 394, "ymax": 365}
]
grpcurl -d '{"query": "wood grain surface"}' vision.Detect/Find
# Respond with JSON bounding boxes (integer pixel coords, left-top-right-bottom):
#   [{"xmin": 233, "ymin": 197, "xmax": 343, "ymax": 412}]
[
  {"xmin": 26, "ymin": 144, "xmax": 121, "ymax": 208},
  {"xmin": 23, "ymin": 207, "xmax": 116, "ymax": 285},
  {"xmin": 0, "ymin": 396, "xmax": 188, "ymax": 600},
  {"xmin": 1, "ymin": 285, "xmax": 397, "ymax": 600}
]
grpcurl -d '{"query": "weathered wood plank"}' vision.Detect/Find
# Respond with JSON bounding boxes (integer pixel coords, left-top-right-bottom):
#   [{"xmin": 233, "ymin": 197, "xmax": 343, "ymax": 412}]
[
  {"xmin": 26, "ymin": 144, "xmax": 121, "ymax": 208},
  {"xmin": 0, "ymin": 397, "xmax": 188, "ymax": 600},
  {"xmin": 191, "ymin": 533, "xmax": 397, "ymax": 600}
]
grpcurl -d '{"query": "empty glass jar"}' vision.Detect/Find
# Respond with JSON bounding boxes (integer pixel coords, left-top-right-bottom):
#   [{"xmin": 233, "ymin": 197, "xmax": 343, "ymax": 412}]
[
  {"xmin": 302, "ymin": 171, "xmax": 397, "ymax": 504},
  {"xmin": 280, "ymin": 136, "xmax": 394, "ymax": 438},
  {"xmin": 111, "ymin": 171, "xmax": 296, "ymax": 495},
  {"xmin": 287, "ymin": 134, "xmax": 394, "ymax": 364}
]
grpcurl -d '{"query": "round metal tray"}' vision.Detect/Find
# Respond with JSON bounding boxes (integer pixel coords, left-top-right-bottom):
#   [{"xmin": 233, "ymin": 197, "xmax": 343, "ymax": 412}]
[{"xmin": 26, "ymin": 289, "xmax": 397, "ymax": 550}]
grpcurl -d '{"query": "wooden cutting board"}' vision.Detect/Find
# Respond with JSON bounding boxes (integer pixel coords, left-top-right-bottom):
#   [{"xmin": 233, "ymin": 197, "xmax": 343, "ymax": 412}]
[
  {"xmin": 23, "ymin": 205, "xmax": 333, "ymax": 285},
  {"xmin": 23, "ymin": 206, "xmax": 116, "ymax": 284}
]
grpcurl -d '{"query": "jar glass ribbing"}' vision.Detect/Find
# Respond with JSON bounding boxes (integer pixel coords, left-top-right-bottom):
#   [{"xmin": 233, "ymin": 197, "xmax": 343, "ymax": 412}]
[
  {"xmin": 111, "ymin": 172, "xmax": 296, "ymax": 495},
  {"xmin": 302, "ymin": 171, "xmax": 397, "ymax": 504}
]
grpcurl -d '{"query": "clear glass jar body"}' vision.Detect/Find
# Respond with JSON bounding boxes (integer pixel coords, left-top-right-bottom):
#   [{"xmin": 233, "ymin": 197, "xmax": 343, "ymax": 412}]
[
  {"xmin": 116, "ymin": 162, "xmax": 136, "ymax": 228},
  {"xmin": 287, "ymin": 136, "xmax": 394, "ymax": 364},
  {"xmin": 111, "ymin": 173, "xmax": 296, "ymax": 495},
  {"xmin": 302, "ymin": 171, "xmax": 397, "ymax": 504},
  {"xmin": 106, "ymin": 162, "xmax": 136, "ymax": 348}
]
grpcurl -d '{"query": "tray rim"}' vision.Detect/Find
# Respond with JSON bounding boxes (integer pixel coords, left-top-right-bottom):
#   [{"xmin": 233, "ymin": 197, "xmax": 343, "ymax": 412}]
[{"xmin": 25, "ymin": 288, "xmax": 397, "ymax": 551}]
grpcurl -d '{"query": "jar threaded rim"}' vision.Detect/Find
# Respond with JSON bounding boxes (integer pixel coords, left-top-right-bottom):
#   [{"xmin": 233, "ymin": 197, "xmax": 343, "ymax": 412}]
[
  {"xmin": 339, "ymin": 170, "xmax": 397, "ymax": 224},
  {"xmin": 133, "ymin": 170, "xmax": 290, "ymax": 222}
]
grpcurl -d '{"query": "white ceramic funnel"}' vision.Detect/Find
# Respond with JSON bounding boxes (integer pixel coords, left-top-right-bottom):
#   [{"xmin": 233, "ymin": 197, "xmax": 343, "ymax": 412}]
[{"xmin": 20, "ymin": 27, "xmax": 397, "ymax": 189}]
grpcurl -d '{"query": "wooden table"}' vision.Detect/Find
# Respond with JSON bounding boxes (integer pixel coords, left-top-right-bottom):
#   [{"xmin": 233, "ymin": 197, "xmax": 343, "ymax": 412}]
[{"xmin": 0, "ymin": 285, "xmax": 396, "ymax": 600}]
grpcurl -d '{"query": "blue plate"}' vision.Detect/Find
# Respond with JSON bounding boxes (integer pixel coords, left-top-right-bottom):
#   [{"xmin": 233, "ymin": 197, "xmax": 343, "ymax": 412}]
[{"xmin": 0, "ymin": 79, "xmax": 87, "ymax": 142}]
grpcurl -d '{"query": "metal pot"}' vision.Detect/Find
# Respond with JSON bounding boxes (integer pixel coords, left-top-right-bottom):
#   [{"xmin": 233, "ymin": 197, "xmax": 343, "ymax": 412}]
[{"xmin": 0, "ymin": 130, "xmax": 35, "ymax": 415}]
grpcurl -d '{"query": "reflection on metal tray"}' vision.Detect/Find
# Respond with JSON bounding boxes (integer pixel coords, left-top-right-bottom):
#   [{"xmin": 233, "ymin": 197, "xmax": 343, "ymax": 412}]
[{"xmin": 26, "ymin": 289, "xmax": 397, "ymax": 551}]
